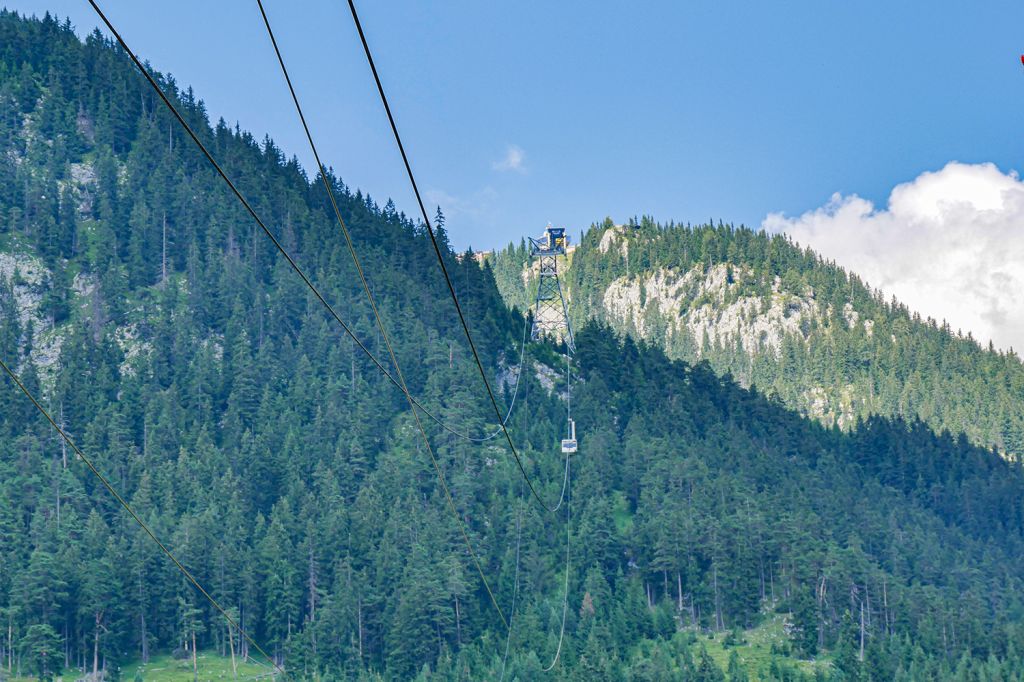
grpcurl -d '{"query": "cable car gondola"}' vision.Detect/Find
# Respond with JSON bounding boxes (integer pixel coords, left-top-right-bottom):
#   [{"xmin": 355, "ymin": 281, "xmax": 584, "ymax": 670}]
[{"xmin": 561, "ymin": 419, "xmax": 577, "ymax": 454}]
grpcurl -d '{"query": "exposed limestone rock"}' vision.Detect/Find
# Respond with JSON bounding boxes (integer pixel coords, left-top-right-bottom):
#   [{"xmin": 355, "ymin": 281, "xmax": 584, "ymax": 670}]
[
  {"xmin": 0, "ymin": 252, "xmax": 46, "ymax": 328},
  {"xmin": 0, "ymin": 251, "xmax": 63, "ymax": 382},
  {"xmin": 534, "ymin": 360, "xmax": 558, "ymax": 395},
  {"xmin": 114, "ymin": 323, "xmax": 151, "ymax": 377},
  {"xmin": 72, "ymin": 271, "xmax": 98, "ymax": 299},
  {"xmin": 602, "ymin": 263, "xmax": 820, "ymax": 358},
  {"xmin": 598, "ymin": 228, "xmax": 617, "ymax": 254},
  {"xmin": 68, "ymin": 161, "xmax": 96, "ymax": 214},
  {"xmin": 597, "ymin": 226, "xmax": 629, "ymax": 259},
  {"xmin": 511, "ymin": 229, "xmax": 879, "ymax": 431},
  {"xmin": 803, "ymin": 385, "xmax": 857, "ymax": 430},
  {"xmin": 843, "ymin": 302, "xmax": 859, "ymax": 329},
  {"xmin": 1, "ymin": 249, "xmax": 156, "ymax": 386},
  {"xmin": 520, "ymin": 264, "xmax": 532, "ymax": 289},
  {"xmin": 208, "ymin": 336, "xmax": 224, "ymax": 363},
  {"xmin": 31, "ymin": 326, "xmax": 63, "ymax": 379},
  {"xmin": 530, "ymin": 358, "xmax": 575, "ymax": 406},
  {"xmin": 495, "ymin": 360, "xmax": 521, "ymax": 395},
  {"xmin": 805, "ymin": 386, "xmax": 830, "ymax": 420}
]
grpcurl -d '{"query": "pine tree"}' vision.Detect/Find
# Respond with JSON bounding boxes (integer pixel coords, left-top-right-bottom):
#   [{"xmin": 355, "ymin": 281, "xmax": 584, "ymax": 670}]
[{"xmin": 22, "ymin": 623, "xmax": 62, "ymax": 682}]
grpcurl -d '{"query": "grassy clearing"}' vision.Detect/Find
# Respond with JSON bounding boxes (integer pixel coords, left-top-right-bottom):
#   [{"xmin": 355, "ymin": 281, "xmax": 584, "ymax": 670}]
[
  {"xmin": 4, "ymin": 651, "xmax": 274, "ymax": 682},
  {"xmin": 127, "ymin": 651, "xmax": 274, "ymax": 682},
  {"xmin": 692, "ymin": 613, "xmax": 831, "ymax": 680}
]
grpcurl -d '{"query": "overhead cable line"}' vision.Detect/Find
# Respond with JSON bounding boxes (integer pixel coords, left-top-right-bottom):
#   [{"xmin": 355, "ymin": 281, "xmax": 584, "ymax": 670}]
[
  {"xmin": 254, "ymin": 0, "xmax": 509, "ymax": 626},
  {"xmin": 499, "ymin": 492, "xmax": 523, "ymax": 680},
  {"xmin": 86, "ymin": 0, "xmax": 507, "ymax": 629},
  {"xmin": 256, "ymin": 1, "xmax": 532, "ymax": 445},
  {"xmin": 543, "ymin": 360, "xmax": 574, "ymax": 671},
  {"xmin": 499, "ymin": 473, "xmax": 526, "ymax": 679},
  {"xmin": 341, "ymin": 5, "xmax": 575, "ymax": 665},
  {"xmin": 432, "ymin": 309, "xmax": 530, "ymax": 443},
  {"xmin": 543, "ymin": 454, "xmax": 571, "ymax": 671},
  {"xmin": 344, "ymin": 0, "xmax": 565, "ymax": 513},
  {"xmin": 260, "ymin": 1, "xmax": 534, "ymax": 451},
  {"xmin": 501, "ymin": 365, "xmax": 571, "ymax": 676},
  {"xmin": 501, "ymin": 365, "xmax": 571, "ymax": 672},
  {"xmin": 0, "ymin": 356, "xmax": 286, "ymax": 678},
  {"xmin": 501, "ymin": 363, "xmax": 532, "ymax": 679}
]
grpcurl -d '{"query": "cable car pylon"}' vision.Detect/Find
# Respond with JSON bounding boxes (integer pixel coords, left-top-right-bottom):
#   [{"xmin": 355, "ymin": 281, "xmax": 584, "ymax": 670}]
[
  {"xmin": 529, "ymin": 225, "xmax": 577, "ymax": 454},
  {"xmin": 530, "ymin": 225, "xmax": 575, "ymax": 354}
]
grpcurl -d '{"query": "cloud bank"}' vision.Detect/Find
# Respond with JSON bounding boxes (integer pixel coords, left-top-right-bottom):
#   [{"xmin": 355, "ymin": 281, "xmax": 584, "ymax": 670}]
[
  {"xmin": 492, "ymin": 145, "xmax": 526, "ymax": 173},
  {"xmin": 763, "ymin": 162, "xmax": 1024, "ymax": 352}
]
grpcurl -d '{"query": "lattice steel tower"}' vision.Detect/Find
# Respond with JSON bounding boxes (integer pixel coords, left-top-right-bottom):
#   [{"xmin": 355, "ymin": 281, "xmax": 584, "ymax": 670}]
[{"xmin": 529, "ymin": 225, "xmax": 575, "ymax": 354}]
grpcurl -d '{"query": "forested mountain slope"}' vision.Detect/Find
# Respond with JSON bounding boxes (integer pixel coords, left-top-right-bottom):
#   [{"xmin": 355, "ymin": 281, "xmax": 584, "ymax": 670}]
[
  {"xmin": 493, "ymin": 218, "xmax": 1024, "ymax": 461},
  {"xmin": 3, "ymin": 11, "xmax": 1024, "ymax": 682}
]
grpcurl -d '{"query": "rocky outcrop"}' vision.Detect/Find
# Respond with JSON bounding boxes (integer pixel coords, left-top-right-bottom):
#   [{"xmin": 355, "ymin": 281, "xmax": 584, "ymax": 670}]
[
  {"xmin": 0, "ymin": 251, "xmax": 63, "ymax": 382},
  {"xmin": 602, "ymin": 263, "xmax": 820, "ymax": 358},
  {"xmin": 1, "ymin": 248, "xmax": 151, "ymax": 385},
  {"xmin": 66, "ymin": 161, "xmax": 97, "ymax": 215},
  {"xmin": 113, "ymin": 323, "xmax": 150, "ymax": 378}
]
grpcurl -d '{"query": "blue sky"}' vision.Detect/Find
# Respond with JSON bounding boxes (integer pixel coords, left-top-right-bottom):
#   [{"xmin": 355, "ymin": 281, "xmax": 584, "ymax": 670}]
[{"xmin": 8, "ymin": 1, "xmax": 1024, "ymax": 252}]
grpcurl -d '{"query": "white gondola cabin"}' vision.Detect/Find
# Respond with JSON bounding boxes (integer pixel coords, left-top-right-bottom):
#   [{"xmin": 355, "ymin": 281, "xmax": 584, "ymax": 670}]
[{"xmin": 561, "ymin": 419, "xmax": 577, "ymax": 454}]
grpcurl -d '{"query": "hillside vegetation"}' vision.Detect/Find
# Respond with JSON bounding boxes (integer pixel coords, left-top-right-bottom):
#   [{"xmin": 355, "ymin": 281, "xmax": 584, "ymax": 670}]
[
  {"xmin": 494, "ymin": 218, "xmax": 1024, "ymax": 460},
  {"xmin": 3, "ymin": 11, "xmax": 1024, "ymax": 682}
]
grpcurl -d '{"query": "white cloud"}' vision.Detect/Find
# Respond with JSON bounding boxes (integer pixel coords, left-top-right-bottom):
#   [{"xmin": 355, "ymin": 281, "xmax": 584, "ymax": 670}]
[
  {"xmin": 492, "ymin": 145, "xmax": 527, "ymax": 173},
  {"xmin": 762, "ymin": 162, "xmax": 1024, "ymax": 352}
]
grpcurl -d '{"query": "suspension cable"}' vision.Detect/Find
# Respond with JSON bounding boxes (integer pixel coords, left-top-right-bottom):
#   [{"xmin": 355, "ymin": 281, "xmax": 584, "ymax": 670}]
[
  {"xmin": 538, "ymin": 352, "xmax": 575, "ymax": 669},
  {"xmin": 499, "ymin": 356, "xmax": 532, "ymax": 680},
  {"xmin": 499, "ymin": 482, "xmax": 524, "ymax": 682},
  {"xmin": 87, "ymin": 0, "xmax": 507, "ymax": 629},
  {"xmin": 431, "ymin": 309, "xmax": 529, "ymax": 443},
  {"xmin": 262, "ymin": 0, "xmax": 533, "ymax": 444},
  {"xmin": 342, "ymin": 3, "xmax": 579, "ymax": 660},
  {"xmin": 500, "ymin": 359, "xmax": 573, "ymax": 675},
  {"xmin": 0, "ymin": 356, "xmax": 286, "ymax": 678},
  {"xmin": 543, "ymin": 454, "xmax": 571, "ymax": 672},
  {"xmin": 344, "ymin": 0, "xmax": 563, "ymax": 513},
  {"xmin": 566, "ymin": 348, "xmax": 572, "ymax": 436},
  {"xmin": 255, "ymin": 0, "xmax": 511, "ymax": 625}
]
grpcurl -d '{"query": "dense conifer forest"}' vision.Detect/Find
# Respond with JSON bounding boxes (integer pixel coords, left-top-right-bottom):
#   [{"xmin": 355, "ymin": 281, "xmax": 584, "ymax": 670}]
[{"xmin": 3, "ymin": 11, "xmax": 1024, "ymax": 681}]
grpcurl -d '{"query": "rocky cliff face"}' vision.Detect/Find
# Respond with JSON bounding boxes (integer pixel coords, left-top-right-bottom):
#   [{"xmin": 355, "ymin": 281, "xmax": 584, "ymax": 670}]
[
  {"xmin": 601, "ymin": 263, "xmax": 822, "ymax": 357},
  {"xmin": 597, "ymin": 262, "xmax": 867, "ymax": 428},
  {"xmin": 0, "ymin": 249, "xmax": 64, "ymax": 384},
  {"xmin": 1, "ymin": 244, "xmax": 151, "ymax": 386}
]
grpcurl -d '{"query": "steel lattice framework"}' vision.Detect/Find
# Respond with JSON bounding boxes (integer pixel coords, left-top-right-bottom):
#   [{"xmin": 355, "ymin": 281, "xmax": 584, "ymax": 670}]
[{"xmin": 530, "ymin": 226, "xmax": 575, "ymax": 354}]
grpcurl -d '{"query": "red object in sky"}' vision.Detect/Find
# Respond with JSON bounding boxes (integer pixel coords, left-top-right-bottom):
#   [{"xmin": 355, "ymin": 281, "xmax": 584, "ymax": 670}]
[{"xmin": 1021, "ymin": 54, "xmax": 1024, "ymax": 66}]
